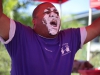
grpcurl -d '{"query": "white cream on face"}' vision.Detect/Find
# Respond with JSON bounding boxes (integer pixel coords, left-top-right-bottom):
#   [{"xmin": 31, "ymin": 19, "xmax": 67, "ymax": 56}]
[{"xmin": 42, "ymin": 7, "xmax": 60, "ymax": 35}]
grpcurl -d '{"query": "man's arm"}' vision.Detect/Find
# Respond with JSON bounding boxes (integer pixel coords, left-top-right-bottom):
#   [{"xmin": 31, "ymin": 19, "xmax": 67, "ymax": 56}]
[
  {"xmin": 84, "ymin": 17, "xmax": 100, "ymax": 44},
  {"xmin": 0, "ymin": 0, "xmax": 2, "ymax": 17},
  {"xmin": 0, "ymin": 0, "xmax": 10, "ymax": 41}
]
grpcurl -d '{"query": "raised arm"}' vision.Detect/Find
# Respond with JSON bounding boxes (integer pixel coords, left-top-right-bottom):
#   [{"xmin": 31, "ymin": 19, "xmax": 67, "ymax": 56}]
[
  {"xmin": 84, "ymin": 17, "xmax": 100, "ymax": 44},
  {"xmin": 0, "ymin": 0, "xmax": 2, "ymax": 18},
  {"xmin": 0, "ymin": 0, "xmax": 10, "ymax": 41}
]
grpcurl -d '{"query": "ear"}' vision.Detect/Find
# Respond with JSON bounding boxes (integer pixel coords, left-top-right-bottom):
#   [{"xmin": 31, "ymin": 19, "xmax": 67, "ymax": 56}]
[{"xmin": 32, "ymin": 19, "xmax": 36, "ymax": 28}]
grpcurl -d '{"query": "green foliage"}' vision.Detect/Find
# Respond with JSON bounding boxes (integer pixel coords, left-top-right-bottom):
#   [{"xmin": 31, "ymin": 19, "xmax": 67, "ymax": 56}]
[
  {"xmin": 90, "ymin": 51, "xmax": 100, "ymax": 68},
  {"xmin": 13, "ymin": 12, "xmax": 33, "ymax": 27},
  {"xmin": 75, "ymin": 45, "xmax": 87, "ymax": 60},
  {"xmin": 3, "ymin": 0, "xmax": 34, "ymax": 27},
  {"xmin": 3, "ymin": 0, "xmax": 18, "ymax": 17},
  {"xmin": 13, "ymin": 0, "xmax": 34, "ymax": 27},
  {"xmin": 0, "ymin": 43, "xmax": 11, "ymax": 75},
  {"xmin": 61, "ymin": 15, "xmax": 83, "ymax": 29}
]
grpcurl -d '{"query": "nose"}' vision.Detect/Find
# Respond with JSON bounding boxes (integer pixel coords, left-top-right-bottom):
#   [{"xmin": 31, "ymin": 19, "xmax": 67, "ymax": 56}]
[{"xmin": 49, "ymin": 12, "xmax": 57, "ymax": 17}]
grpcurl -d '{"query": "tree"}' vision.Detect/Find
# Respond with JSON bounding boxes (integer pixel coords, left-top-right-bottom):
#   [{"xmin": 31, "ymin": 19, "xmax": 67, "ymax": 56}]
[{"xmin": 3, "ymin": 0, "xmax": 18, "ymax": 17}]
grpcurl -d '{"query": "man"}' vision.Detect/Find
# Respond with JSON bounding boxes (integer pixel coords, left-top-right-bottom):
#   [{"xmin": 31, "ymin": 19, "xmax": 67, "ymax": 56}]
[{"xmin": 0, "ymin": 1, "xmax": 100, "ymax": 75}]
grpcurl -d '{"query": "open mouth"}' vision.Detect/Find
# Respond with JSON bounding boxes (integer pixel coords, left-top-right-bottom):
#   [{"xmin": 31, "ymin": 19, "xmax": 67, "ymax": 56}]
[{"xmin": 50, "ymin": 20, "xmax": 57, "ymax": 27}]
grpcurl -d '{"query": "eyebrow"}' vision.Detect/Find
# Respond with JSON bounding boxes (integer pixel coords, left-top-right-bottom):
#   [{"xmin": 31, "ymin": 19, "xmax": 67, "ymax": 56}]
[
  {"xmin": 44, "ymin": 8, "xmax": 50, "ymax": 11},
  {"xmin": 44, "ymin": 8, "xmax": 57, "ymax": 12},
  {"xmin": 47, "ymin": 8, "xmax": 51, "ymax": 10}
]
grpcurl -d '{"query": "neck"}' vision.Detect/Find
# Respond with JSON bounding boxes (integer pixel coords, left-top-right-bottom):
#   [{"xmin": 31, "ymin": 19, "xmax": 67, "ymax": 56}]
[
  {"xmin": 34, "ymin": 29, "xmax": 58, "ymax": 39},
  {"xmin": 37, "ymin": 33, "xmax": 57, "ymax": 39}
]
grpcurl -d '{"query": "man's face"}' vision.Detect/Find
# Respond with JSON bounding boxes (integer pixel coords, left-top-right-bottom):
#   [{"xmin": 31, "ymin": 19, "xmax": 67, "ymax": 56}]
[{"xmin": 42, "ymin": 7, "xmax": 60, "ymax": 35}]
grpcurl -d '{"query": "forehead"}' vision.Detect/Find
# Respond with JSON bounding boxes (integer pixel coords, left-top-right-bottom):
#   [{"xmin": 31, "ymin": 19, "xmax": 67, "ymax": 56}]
[
  {"xmin": 41, "ymin": 3, "xmax": 54, "ymax": 8},
  {"xmin": 44, "ymin": 7, "xmax": 57, "ymax": 12},
  {"xmin": 38, "ymin": 3, "xmax": 57, "ymax": 11}
]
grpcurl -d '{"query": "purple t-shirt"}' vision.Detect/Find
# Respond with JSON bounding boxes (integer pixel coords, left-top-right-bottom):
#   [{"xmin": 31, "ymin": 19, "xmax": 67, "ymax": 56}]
[{"xmin": 5, "ymin": 21, "xmax": 81, "ymax": 75}]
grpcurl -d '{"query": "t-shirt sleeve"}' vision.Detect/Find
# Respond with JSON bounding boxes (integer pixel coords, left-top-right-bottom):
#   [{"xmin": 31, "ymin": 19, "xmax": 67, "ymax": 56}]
[
  {"xmin": 0, "ymin": 19, "xmax": 16, "ymax": 44},
  {"xmin": 80, "ymin": 27, "xmax": 87, "ymax": 48},
  {"xmin": 4, "ymin": 20, "xmax": 33, "ymax": 57}
]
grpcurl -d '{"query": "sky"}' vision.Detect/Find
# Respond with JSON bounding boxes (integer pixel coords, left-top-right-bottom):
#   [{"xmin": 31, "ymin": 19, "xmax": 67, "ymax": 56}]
[
  {"xmin": 19, "ymin": 0, "xmax": 90, "ymax": 15},
  {"xmin": 53, "ymin": 0, "xmax": 90, "ymax": 15}
]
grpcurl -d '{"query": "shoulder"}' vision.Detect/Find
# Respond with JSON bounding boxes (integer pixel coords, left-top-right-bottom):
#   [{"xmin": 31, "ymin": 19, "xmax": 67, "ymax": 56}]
[
  {"xmin": 59, "ymin": 28, "xmax": 80, "ymax": 36},
  {"xmin": 0, "ymin": 19, "xmax": 34, "ymax": 44}
]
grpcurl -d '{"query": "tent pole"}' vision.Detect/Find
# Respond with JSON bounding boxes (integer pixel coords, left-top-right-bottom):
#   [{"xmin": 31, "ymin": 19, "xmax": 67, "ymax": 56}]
[
  {"xmin": 59, "ymin": 0, "xmax": 62, "ymax": 31},
  {"xmin": 59, "ymin": 0, "xmax": 62, "ymax": 18},
  {"xmin": 87, "ymin": 8, "xmax": 92, "ymax": 61}
]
